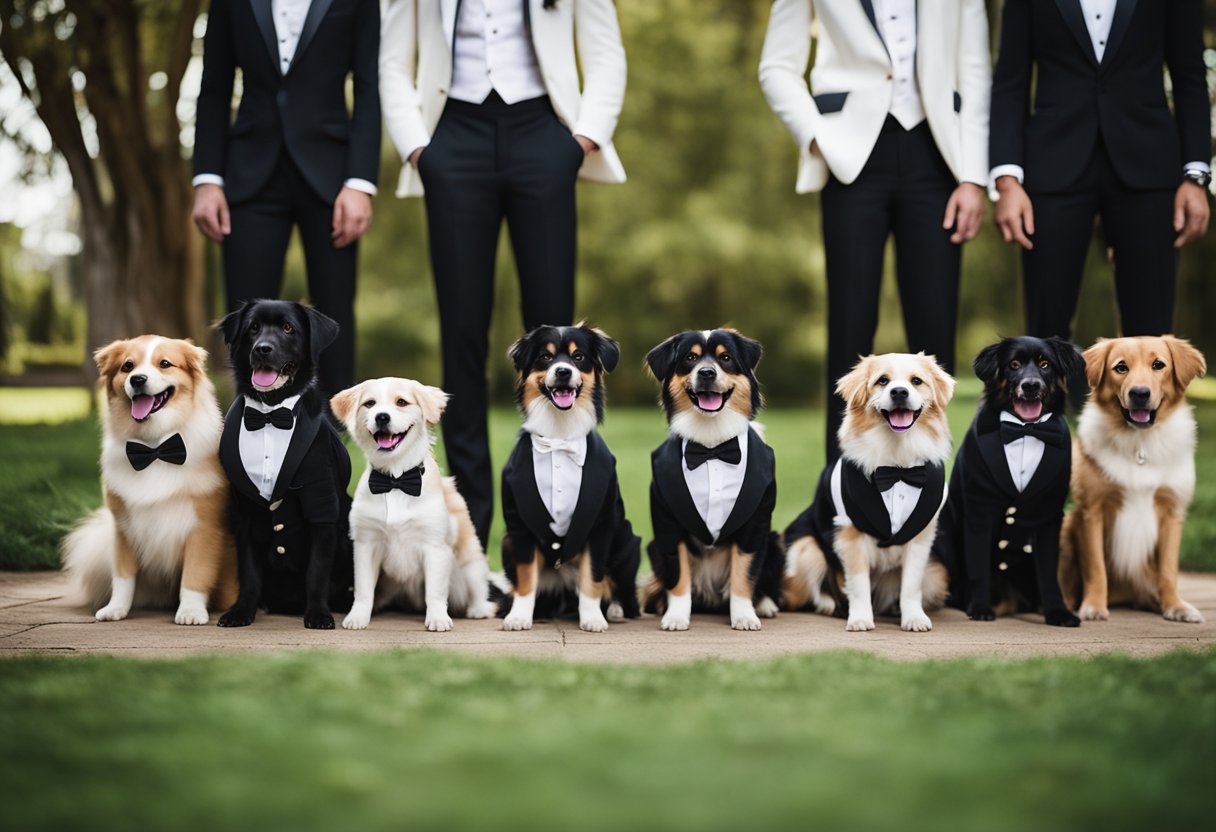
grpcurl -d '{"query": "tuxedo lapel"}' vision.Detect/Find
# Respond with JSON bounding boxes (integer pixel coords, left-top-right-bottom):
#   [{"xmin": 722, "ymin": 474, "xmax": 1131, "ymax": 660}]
[
  {"xmin": 561, "ymin": 432, "xmax": 612, "ymax": 556},
  {"xmin": 1054, "ymin": 0, "xmax": 1100, "ymax": 66},
  {"xmin": 269, "ymin": 400, "xmax": 322, "ymax": 504},
  {"xmin": 289, "ymin": 0, "xmax": 336, "ymax": 73},
  {"xmin": 654, "ymin": 437, "xmax": 714, "ymax": 545},
  {"xmin": 860, "ymin": 0, "xmax": 880, "ymax": 36},
  {"xmin": 249, "ymin": 0, "xmax": 282, "ymax": 75},
  {"xmin": 443, "ymin": 0, "xmax": 462, "ymax": 53},
  {"xmin": 1020, "ymin": 421, "xmax": 1071, "ymax": 499},
  {"xmin": 975, "ymin": 414, "xmax": 1020, "ymax": 497},
  {"xmin": 718, "ymin": 430, "xmax": 773, "ymax": 544},
  {"xmin": 896, "ymin": 462, "xmax": 946, "ymax": 543},
  {"xmin": 841, "ymin": 462, "xmax": 893, "ymax": 541},
  {"xmin": 220, "ymin": 397, "xmax": 266, "ymax": 504},
  {"xmin": 505, "ymin": 433, "xmax": 554, "ymax": 538},
  {"xmin": 1102, "ymin": 0, "xmax": 1138, "ymax": 66}
]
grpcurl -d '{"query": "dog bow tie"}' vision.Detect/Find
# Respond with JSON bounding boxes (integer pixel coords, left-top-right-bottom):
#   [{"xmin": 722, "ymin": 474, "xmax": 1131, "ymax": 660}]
[
  {"xmin": 243, "ymin": 406, "xmax": 295, "ymax": 431},
  {"xmin": 368, "ymin": 465, "xmax": 424, "ymax": 496},
  {"xmin": 999, "ymin": 419, "xmax": 1065, "ymax": 448},
  {"xmin": 685, "ymin": 437, "xmax": 742, "ymax": 470},
  {"xmin": 125, "ymin": 434, "xmax": 188, "ymax": 471},
  {"xmin": 872, "ymin": 465, "xmax": 928, "ymax": 491},
  {"xmin": 531, "ymin": 436, "xmax": 587, "ymax": 465}
]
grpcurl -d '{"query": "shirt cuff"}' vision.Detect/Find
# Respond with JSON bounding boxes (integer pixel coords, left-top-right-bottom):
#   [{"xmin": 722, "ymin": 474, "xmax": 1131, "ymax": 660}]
[
  {"xmin": 988, "ymin": 164, "xmax": 1025, "ymax": 201},
  {"xmin": 343, "ymin": 178, "xmax": 378, "ymax": 196},
  {"xmin": 192, "ymin": 174, "xmax": 225, "ymax": 188},
  {"xmin": 1184, "ymin": 162, "xmax": 1211, "ymax": 174}
]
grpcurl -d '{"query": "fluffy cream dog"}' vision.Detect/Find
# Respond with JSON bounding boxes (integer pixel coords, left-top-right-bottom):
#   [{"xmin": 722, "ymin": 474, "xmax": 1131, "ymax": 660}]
[
  {"xmin": 64, "ymin": 335, "xmax": 237, "ymax": 624},
  {"xmin": 784, "ymin": 353, "xmax": 954, "ymax": 631},
  {"xmin": 331, "ymin": 378, "xmax": 495, "ymax": 632}
]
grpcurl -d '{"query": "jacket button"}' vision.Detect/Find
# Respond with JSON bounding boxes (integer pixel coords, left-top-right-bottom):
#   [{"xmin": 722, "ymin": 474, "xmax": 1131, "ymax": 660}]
[
  {"xmin": 998, "ymin": 561, "xmax": 1008, "ymax": 571},
  {"xmin": 998, "ymin": 540, "xmax": 1009, "ymax": 550},
  {"xmin": 551, "ymin": 541, "xmax": 561, "ymax": 551},
  {"xmin": 1006, "ymin": 507, "xmax": 1017, "ymax": 515},
  {"xmin": 1005, "ymin": 516, "xmax": 1015, "ymax": 525},
  {"xmin": 274, "ymin": 524, "xmax": 284, "ymax": 532},
  {"xmin": 1023, "ymin": 544, "xmax": 1033, "ymax": 554},
  {"xmin": 276, "ymin": 546, "xmax": 286, "ymax": 554}
]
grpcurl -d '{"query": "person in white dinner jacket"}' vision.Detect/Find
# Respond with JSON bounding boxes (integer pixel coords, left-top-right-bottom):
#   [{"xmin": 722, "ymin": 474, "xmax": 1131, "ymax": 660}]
[
  {"xmin": 380, "ymin": 0, "xmax": 626, "ymax": 546},
  {"xmin": 759, "ymin": 0, "xmax": 991, "ymax": 462}
]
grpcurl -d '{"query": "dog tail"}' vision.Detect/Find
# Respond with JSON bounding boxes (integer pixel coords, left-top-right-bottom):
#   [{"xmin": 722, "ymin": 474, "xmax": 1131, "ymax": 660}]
[{"xmin": 62, "ymin": 508, "xmax": 117, "ymax": 610}]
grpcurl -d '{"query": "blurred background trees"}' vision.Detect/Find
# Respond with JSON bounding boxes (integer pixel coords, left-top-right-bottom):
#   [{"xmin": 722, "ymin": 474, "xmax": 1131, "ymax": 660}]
[{"xmin": 1, "ymin": 0, "xmax": 1214, "ymax": 404}]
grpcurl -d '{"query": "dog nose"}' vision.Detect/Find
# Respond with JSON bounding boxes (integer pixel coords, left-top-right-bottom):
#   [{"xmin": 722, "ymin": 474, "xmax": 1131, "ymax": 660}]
[
  {"xmin": 130, "ymin": 374, "xmax": 147, "ymax": 387},
  {"xmin": 374, "ymin": 412, "xmax": 390, "ymax": 426},
  {"xmin": 697, "ymin": 367, "xmax": 716, "ymax": 380},
  {"xmin": 1020, "ymin": 379, "xmax": 1042, "ymax": 395},
  {"xmin": 554, "ymin": 366, "xmax": 572, "ymax": 380},
  {"xmin": 889, "ymin": 386, "xmax": 909, "ymax": 403},
  {"xmin": 1128, "ymin": 386, "xmax": 1152, "ymax": 407},
  {"xmin": 254, "ymin": 341, "xmax": 273, "ymax": 356}
]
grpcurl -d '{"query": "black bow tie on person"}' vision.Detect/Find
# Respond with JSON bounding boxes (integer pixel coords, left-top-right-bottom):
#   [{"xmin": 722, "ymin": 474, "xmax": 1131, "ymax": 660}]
[
  {"xmin": 999, "ymin": 419, "xmax": 1065, "ymax": 448},
  {"xmin": 684, "ymin": 437, "xmax": 742, "ymax": 470},
  {"xmin": 368, "ymin": 465, "xmax": 424, "ymax": 496},
  {"xmin": 125, "ymin": 434, "xmax": 188, "ymax": 471},
  {"xmin": 872, "ymin": 465, "xmax": 928, "ymax": 491},
  {"xmin": 243, "ymin": 406, "xmax": 295, "ymax": 431}
]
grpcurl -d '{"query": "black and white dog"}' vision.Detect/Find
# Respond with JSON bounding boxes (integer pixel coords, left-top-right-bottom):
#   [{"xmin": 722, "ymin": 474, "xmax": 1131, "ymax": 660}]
[
  {"xmin": 934, "ymin": 336, "xmax": 1084, "ymax": 627},
  {"xmin": 215, "ymin": 300, "xmax": 354, "ymax": 629},
  {"xmin": 643, "ymin": 329, "xmax": 783, "ymax": 631},
  {"xmin": 500, "ymin": 324, "xmax": 642, "ymax": 632}
]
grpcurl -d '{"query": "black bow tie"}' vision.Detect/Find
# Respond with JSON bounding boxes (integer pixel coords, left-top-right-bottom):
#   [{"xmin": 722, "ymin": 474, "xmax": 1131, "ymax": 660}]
[
  {"xmin": 243, "ymin": 406, "xmax": 295, "ymax": 431},
  {"xmin": 368, "ymin": 465, "xmax": 424, "ymax": 496},
  {"xmin": 684, "ymin": 437, "xmax": 742, "ymax": 470},
  {"xmin": 872, "ymin": 465, "xmax": 928, "ymax": 491},
  {"xmin": 126, "ymin": 434, "xmax": 188, "ymax": 471},
  {"xmin": 999, "ymin": 419, "xmax": 1064, "ymax": 448}
]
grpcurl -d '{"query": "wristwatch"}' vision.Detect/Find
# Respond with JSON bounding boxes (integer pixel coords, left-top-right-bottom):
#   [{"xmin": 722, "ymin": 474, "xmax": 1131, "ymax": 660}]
[{"xmin": 1183, "ymin": 168, "xmax": 1211, "ymax": 189}]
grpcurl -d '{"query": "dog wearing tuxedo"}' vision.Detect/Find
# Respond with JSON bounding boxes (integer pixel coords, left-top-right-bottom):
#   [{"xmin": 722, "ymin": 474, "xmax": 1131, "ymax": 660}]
[
  {"xmin": 215, "ymin": 300, "xmax": 354, "ymax": 629},
  {"xmin": 642, "ymin": 329, "xmax": 784, "ymax": 632},
  {"xmin": 934, "ymin": 336, "xmax": 1084, "ymax": 627},
  {"xmin": 500, "ymin": 324, "xmax": 641, "ymax": 632}
]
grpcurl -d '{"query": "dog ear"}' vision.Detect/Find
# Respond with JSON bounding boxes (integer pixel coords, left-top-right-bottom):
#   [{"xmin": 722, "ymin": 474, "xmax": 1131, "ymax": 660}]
[
  {"xmin": 302, "ymin": 305, "xmax": 340, "ymax": 361},
  {"xmin": 587, "ymin": 327, "xmax": 620, "ymax": 374},
  {"xmin": 1163, "ymin": 335, "xmax": 1207, "ymax": 390},
  {"xmin": 93, "ymin": 340, "xmax": 129, "ymax": 378},
  {"xmin": 972, "ymin": 342, "xmax": 1003, "ymax": 382},
  {"xmin": 410, "ymin": 381, "xmax": 449, "ymax": 425},
  {"xmin": 1046, "ymin": 336, "xmax": 1086, "ymax": 390},
  {"xmin": 508, "ymin": 331, "xmax": 536, "ymax": 371},
  {"xmin": 645, "ymin": 333, "xmax": 685, "ymax": 380},
  {"xmin": 726, "ymin": 330, "xmax": 763, "ymax": 372},
  {"xmin": 180, "ymin": 339, "xmax": 210, "ymax": 382},
  {"xmin": 329, "ymin": 384, "xmax": 362, "ymax": 429},
  {"xmin": 924, "ymin": 355, "xmax": 957, "ymax": 406},
  {"xmin": 834, "ymin": 356, "xmax": 873, "ymax": 410},
  {"xmin": 215, "ymin": 302, "xmax": 250, "ymax": 348},
  {"xmin": 1082, "ymin": 339, "xmax": 1113, "ymax": 391}
]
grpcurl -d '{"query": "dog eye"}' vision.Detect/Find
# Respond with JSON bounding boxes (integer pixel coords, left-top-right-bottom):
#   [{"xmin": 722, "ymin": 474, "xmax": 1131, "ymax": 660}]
[
  {"xmin": 685, "ymin": 352, "xmax": 698, "ymax": 363},
  {"xmin": 1038, "ymin": 359, "xmax": 1050, "ymax": 369},
  {"xmin": 159, "ymin": 359, "xmax": 172, "ymax": 369},
  {"xmin": 120, "ymin": 360, "xmax": 134, "ymax": 373},
  {"xmin": 720, "ymin": 354, "xmax": 733, "ymax": 364},
  {"xmin": 250, "ymin": 323, "xmax": 260, "ymax": 334},
  {"xmin": 1114, "ymin": 362, "xmax": 1129, "ymax": 374},
  {"xmin": 1010, "ymin": 359, "xmax": 1021, "ymax": 370},
  {"xmin": 363, "ymin": 400, "xmax": 376, "ymax": 409},
  {"xmin": 911, "ymin": 376, "xmax": 923, "ymax": 386},
  {"xmin": 572, "ymin": 352, "xmax": 585, "ymax": 363},
  {"xmin": 396, "ymin": 398, "xmax": 407, "ymax": 407},
  {"xmin": 876, "ymin": 375, "xmax": 889, "ymax": 386},
  {"xmin": 283, "ymin": 323, "xmax": 294, "ymax": 334},
  {"xmin": 540, "ymin": 354, "xmax": 553, "ymax": 363},
  {"xmin": 1152, "ymin": 360, "xmax": 1166, "ymax": 371}
]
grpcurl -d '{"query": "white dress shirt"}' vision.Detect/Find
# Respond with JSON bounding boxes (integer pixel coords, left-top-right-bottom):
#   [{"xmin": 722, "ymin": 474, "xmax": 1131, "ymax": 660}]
[
  {"xmin": 532, "ymin": 434, "xmax": 586, "ymax": 538},
  {"xmin": 682, "ymin": 430, "xmax": 749, "ymax": 543},
  {"xmin": 872, "ymin": 0, "xmax": 926, "ymax": 130},
  {"xmin": 238, "ymin": 394, "xmax": 300, "ymax": 502},
  {"xmin": 1000, "ymin": 411, "xmax": 1051, "ymax": 493},
  {"xmin": 879, "ymin": 480, "xmax": 922, "ymax": 536},
  {"xmin": 450, "ymin": 0, "xmax": 547, "ymax": 105},
  {"xmin": 192, "ymin": 0, "xmax": 377, "ymax": 196}
]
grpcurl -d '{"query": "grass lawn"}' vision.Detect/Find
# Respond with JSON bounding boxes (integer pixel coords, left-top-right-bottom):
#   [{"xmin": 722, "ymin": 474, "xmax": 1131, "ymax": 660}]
[{"xmin": 3, "ymin": 390, "xmax": 1216, "ymax": 571}]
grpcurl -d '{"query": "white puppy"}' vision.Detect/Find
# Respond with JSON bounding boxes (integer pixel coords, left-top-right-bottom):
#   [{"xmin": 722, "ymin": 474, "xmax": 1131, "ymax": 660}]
[{"xmin": 331, "ymin": 378, "xmax": 496, "ymax": 631}]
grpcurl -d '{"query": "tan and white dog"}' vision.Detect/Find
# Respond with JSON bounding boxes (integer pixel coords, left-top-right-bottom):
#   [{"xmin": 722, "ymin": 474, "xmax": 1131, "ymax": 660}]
[
  {"xmin": 784, "ymin": 353, "xmax": 954, "ymax": 632},
  {"xmin": 64, "ymin": 336, "xmax": 237, "ymax": 624},
  {"xmin": 331, "ymin": 377, "xmax": 496, "ymax": 632},
  {"xmin": 1060, "ymin": 336, "xmax": 1207, "ymax": 623}
]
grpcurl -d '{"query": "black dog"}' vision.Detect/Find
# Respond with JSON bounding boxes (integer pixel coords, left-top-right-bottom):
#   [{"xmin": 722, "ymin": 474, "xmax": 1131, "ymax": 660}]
[
  {"xmin": 934, "ymin": 336, "xmax": 1084, "ymax": 627},
  {"xmin": 215, "ymin": 300, "xmax": 354, "ymax": 629},
  {"xmin": 499, "ymin": 324, "xmax": 641, "ymax": 632},
  {"xmin": 643, "ymin": 329, "xmax": 784, "ymax": 631}
]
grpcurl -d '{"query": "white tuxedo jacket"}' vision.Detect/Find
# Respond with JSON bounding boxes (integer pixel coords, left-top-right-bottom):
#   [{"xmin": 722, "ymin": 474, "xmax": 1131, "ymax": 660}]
[
  {"xmin": 381, "ymin": 0, "xmax": 627, "ymax": 197},
  {"xmin": 759, "ymin": 0, "xmax": 990, "ymax": 194}
]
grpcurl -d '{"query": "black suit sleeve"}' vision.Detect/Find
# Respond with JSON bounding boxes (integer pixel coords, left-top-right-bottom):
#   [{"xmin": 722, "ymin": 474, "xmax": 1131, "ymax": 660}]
[
  {"xmin": 194, "ymin": 0, "xmax": 235, "ymax": 179},
  {"xmin": 989, "ymin": 0, "xmax": 1032, "ymax": 170},
  {"xmin": 1165, "ymin": 0, "xmax": 1211, "ymax": 167},
  {"xmin": 345, "ymin": 0, "xmax": 382, "ymax": 185}
]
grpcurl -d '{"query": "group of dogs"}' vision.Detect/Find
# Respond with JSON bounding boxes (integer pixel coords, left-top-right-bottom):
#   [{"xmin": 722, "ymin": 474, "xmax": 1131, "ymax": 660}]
[{"xmin": 65, "ymin": 299, "xmax": 1208, "ymax": 635}]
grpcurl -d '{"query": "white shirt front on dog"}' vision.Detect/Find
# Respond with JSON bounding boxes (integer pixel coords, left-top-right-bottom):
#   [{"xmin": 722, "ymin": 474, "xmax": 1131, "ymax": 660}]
[
  {"xmin": 238, "ymin": 394, "xmax": 299, "ymax": 501},
  {"xmin": 1000, "ymin": 411, "xmax": 1050, "ymax": 493},
  {"xmin": 880, "ymin": 481, "xmax": 922, "ymax": 536},
  {"xmin": 532, "ymin": 434, "xmax": 586, "ymax": 537},
  {"xmin": 682, "ymin": 429, "xmax": 748, "ymax": 542}
]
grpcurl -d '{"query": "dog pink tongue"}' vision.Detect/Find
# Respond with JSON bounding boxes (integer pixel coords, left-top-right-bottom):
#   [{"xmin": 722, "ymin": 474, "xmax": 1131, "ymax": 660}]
[
  {"xmin": 888, "ymin": 409, "xmax": 915, "ymax": 429},
  {"xmin": 552, "ymin": 388, "xmax": 576, "ymax": 408},
  {"xmin": 375, "ymin": 433, "xmax": 399, "ymax": 449},
  {"xmin": 1014, "ymin": 399, "xmax": 1043, "ymax": 421},
  {"xmin": 697, "ymin": 392, "xmax": 723, "ymax": 411},
  {"xmin": 252, "ymin": 369, "xmax": 279, "ymax": 388},
  {"xmin": 130, "ymin": 395, "xmax": 154, "ymax": 421},
  {"xmin": 1130, "ymin": 409, "xmax": 1152, "ymax": 424}
]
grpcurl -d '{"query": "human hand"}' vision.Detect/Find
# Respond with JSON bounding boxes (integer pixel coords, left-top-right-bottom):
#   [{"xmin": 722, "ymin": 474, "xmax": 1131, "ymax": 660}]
[
  {"xmin": 1173, "ymin": 181, "xmax": 1210, "ymax": 248},
  {"xmin": 332, "ymin": 187, "xmax": 373, "ymax": 249},
  {"xmin": 192, "ymin": 184, "xmax": 231, "ymax": 243},
  {"xmin": 944, "ymin": 182, "xmax": 985, "ymax": 244},
  {"xmin": 994, "ymin": 177, "xmax": 1035, "ymax": 250}
]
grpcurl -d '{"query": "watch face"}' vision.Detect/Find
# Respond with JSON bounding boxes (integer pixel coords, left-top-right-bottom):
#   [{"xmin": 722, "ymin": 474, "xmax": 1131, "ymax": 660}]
[{"xmin": 1186, "ymin": 170, "xmax": 1211, "ymax": 188}]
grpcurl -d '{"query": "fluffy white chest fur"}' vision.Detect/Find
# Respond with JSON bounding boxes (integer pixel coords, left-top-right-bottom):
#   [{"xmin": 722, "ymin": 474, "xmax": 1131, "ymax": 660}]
[
  {"xmin": 349, "ymin": 465, "xmax": 455, "ymax": 558},
  {"xmin": 1078, "ymin": 405, "xmax": 1197, "ymax": 581}
]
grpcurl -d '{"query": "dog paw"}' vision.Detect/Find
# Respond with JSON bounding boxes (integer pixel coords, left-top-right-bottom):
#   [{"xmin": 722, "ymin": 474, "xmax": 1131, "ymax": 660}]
[
  {"xmin": 731, "ymin": 612, "xmax": 763, "ymax": 631},
  {"xmin": 1078, "ymin": 603, "xmax": 1109, "ymax": 621},
  {"xmin": 466, "ymin": 600, "xmax": 497, "ymax": 620},
  {"xmin": 1163, "ymin": 602, "xmax": 1204, "ymax": 624},
  {"xmin": 846, "ymin": 616, "xmax": 875, "ymax": 632},
  {"xmin": 606, "ymin": 601, "xmax": 626, "ymax": 623},
  {"xmin": 754, "ymin": 597, "xmax": 779, "ymax": 619},
  {"xmin": 502, "ymin": 613, "xmax": 533, "ymax": 631},
  {"xmin": 580, "ymin": 612, "xmax": 609, "ymax": 633},
  {"xmin": 304, "ymin": 611, "xmax": 336, "ymax": 630},
  {"xmin": 1044, "ymin": 608, "xmax": 1081, "ymax": 627},
  {"xmin": 217, "ymin": 607, "xmax": 256, "ymax": 628},
  {"xmin": 94, "ymin": 603, "xmax": 130, "ymax": 622},
  {"xmin": 342, "ymin": 607, "xmax": 371, "ymax": 630},
  {"xmin": 660, "ymin": 612, "xmax": 690, "ymax": 631},
  {"xmin": 174, "ymin": 606, "xmax": 209, "ymax": 626},
  {"xmin": 967, "ymin": 603, "xmax": 996, "ymax": 622},
  {"xmin": 426, "ymin": 612, "xmax": 454, "ymax": 632},
  {"xmin": 901, "ymin": 610, "xmax": 933, "ymax": 632}
]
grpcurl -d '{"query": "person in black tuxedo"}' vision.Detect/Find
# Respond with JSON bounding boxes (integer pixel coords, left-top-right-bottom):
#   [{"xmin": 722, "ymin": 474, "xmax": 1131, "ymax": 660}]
[
  {"xmin": 192, "ymin": 0, "xmax": 381, "ymax": 399},
  {"xmin": 990, "ymin": 0, "xmax": 1211, "ymax": 339}
]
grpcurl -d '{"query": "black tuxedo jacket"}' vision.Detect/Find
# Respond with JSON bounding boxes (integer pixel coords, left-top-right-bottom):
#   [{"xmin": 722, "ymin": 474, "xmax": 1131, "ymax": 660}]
[
  {"xmin": 219, "ymin": 393, "xmax": 353, "ymax": 578},
  {"xmin": 648, "ymin": 429, "xmax": 776, "ymax": 591},
  {"xmin": 194, "ymin": 0, "xmax": 381, "ymax": 204},
  {"xmin": 990, "ymin": 0, "xmax": 1209, "ymax": 192},
  {"xmin": 934, "ymin": 408, "xmax": 1071, "ymax": 605}
]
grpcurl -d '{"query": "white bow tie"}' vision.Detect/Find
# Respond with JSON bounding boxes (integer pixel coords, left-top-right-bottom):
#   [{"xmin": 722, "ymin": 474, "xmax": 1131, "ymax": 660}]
[{"xmin": 532, "ymin": 435, "xmax": 587, "ymax": 466}]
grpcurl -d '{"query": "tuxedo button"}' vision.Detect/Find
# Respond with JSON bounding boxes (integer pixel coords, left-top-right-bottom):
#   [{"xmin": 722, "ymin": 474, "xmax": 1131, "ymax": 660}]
[
  {"xmin": 274, "ymin": 524, "xmax": 284, "ymax": 532},
  {"xmin": 1005, "ymin": 516, "xmax": 1015, "ymax": 525},
  {"xmin": 438, "ymin": 88, "xmax": 446, "ymax": 95},
  {"xmin": 886, "ymin": 72, "xmax": 893, "ymax": 80},
  {"xmin": 276, "ymin": 546, "xmax": 286, "ymax": 554},
  {"xmin": 1006, "ymin": 507, "xmax": 1017, "ymax": 515},
  {"xmin": 998, "ymin": 561, "xmax": 1008, "ymax": 571},
  {"xmin": 1023, "ymin": 544, "xmax": 1033, "ymax": 554},
  {"xmin": 998, "ymin": 540, "xmax": 1009, "ymax": 550},
  {"xmin": 551, "ymin": 542, "xmax": 561, "ymax": 551}
]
